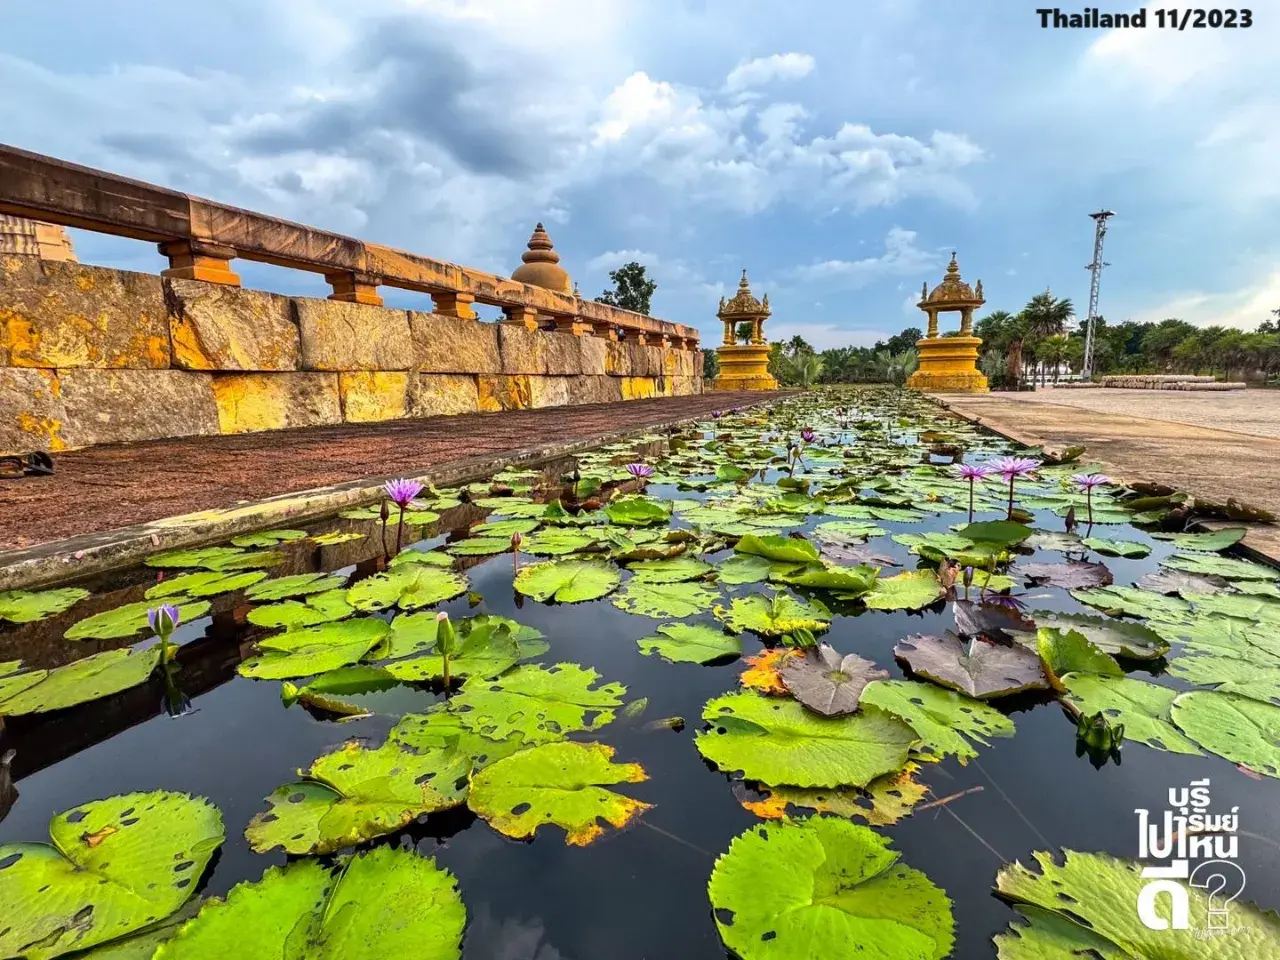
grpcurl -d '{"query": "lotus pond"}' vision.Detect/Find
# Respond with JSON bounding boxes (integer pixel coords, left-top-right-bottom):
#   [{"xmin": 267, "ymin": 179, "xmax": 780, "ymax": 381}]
[{"xmin": 2, "ymin": 388, "xmax": 1280, "ymax": 959}]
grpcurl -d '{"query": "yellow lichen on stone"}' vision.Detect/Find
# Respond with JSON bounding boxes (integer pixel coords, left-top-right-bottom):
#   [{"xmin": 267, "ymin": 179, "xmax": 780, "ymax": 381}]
[
  {"xmin": 339, "ymin": 372, "xmax": 409, "ymax": 423},
  {"xmin": 621, "ymin": 377, "xmax": 657, "ymax": 400},
  {"xmin": 15, "ymin": 411, "xmax": 65, "ymax": 451},
  {"xmin": 477, "ymin": 375, "xmax": 532, "ymax": 412},
  {"xmin": 211, "ymin": 375, "xmax": 287, "ymax": 434}
]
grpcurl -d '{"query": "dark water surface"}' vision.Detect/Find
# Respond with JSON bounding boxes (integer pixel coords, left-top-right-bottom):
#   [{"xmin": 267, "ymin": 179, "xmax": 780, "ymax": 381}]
[{"xmin": 3, "ymin": 405, "xmax": 1279, "ymax": 959}]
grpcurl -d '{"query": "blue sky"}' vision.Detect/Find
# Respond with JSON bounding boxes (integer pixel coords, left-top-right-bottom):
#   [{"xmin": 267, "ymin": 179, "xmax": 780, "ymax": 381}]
[{"xmin": 3, "ymin": 0, "xmax": 1276, "ymax": 348}]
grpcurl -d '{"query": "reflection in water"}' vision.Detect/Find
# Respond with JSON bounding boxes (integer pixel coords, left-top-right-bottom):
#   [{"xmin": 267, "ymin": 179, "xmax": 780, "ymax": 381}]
[{"xmin": 465, "ymin": 903, "xmax": 572, "ymax": 960}]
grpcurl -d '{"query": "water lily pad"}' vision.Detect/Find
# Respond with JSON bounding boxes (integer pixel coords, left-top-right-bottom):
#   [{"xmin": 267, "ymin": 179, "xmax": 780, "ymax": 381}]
[
  {"xmin": 146, "ymin": 571, "xmax": 268, "ymax": 600},
  {"xmin": 152, "ymin": 847, "xmax": 464, "ymax": 960},
  {"xmin": 472, "ymin": 518, "xmax": 540, "ymax": 538},
  {"xmin": 0, "ymin": 647, "xmax": 162, "ymax": 716},
  {"xmin": 734, "ymin": 533, "xmax": 820, "ymax": 564},
  {"xmin": 772, "ymin": 561, "xmax": 878, "ymax": 595},
  {"xmin": 238, "ymin": 619, "xmax": 389, "ymax": 680},
  {"xmin": 1016, "ymin": 561, "xmax": 1112, "ymax": 590},
  {"xmin": 449, "ymin": 663, "xmax": 626, "ymax": 745},
  {"xmin": 1175, "ymin": 692, "xmax": 1280, "ymax": 781},
  {"xmin": 861, "ymin": 678, "xmax": 1014, "ymax": 764},
  {"xmin": 613, "ymin": 580, "xmax": 720, "ymax": 618},
  {"xmin": 311, "ymin": 531, "xmax": 366, "ymax": 546},
  {"xmin": 637, "ymin": 623, "xmax": 742, "ymax": 664},
  {"xmin": 1070, "ymin": 585, "xmax": 1190, "ymax": 621},
  {"xmin": 0, "ymin": 587, "xmax": 90, "ymax": 624},
  {"xmin": 1187, "ymin": 591, "xmax": 1280, "ymax": 623},
  {"xmin": 695, "ymin": 689, "xmax": 918, "ymax": 788},
  {"xmin": 246, "ymin": 588, "xmax": 353, "ymax": 629},
  {"xmin": 740, "ymin": 764, "xmax": 928, "ymax": 827},
  {"xmin": 894, "ymin": 634, "xmax": 1047, "ymax": 699},
  {"xmin": 1160, "ymin": 552, "xmax": 1278, "ymax": 580},
  {"xmin": 346, "ymin": 567, "xmax": 468, "ymax": 612},
  {"xmin": 739, "ymin": 648, "xmax": 804, "ymax": 695},
  {"xmin": 1061, "ymin": 674, "xmax": 1200, "ymax": 754},
  {"xmin": 955, "ymin": 520, "xmax": 1032, "ymax": 544},
  {"xmin": 281, "ymin": 665, "xmax": 398, "ymax": 716},
  {"xmin": 246, "ymin": 738, "xmax": 469, "ymax": 855},
  {"xmin": 388, "ymin": 548, "xmax": 455, "ymax": 568},
  {"xmin": 521, "ymin": 528, "xmax": 600, "ymax": 555},
  {"xmin": 229, "ymin": 528, "xmax": 308, "ymax": 548},
  {"xmin": 388, "ymin": 708, "xmax": 527, "ymax": 770},
  {"xmin": 708, "ymin": 818, "xmax": 954, "ymax": 960},
  {"xmin": 145, "ymin": 547, "xmax": 281, "ymax": 571},
  {"xmin": 1167, "ymin": 655, "xmax": 1280, "ymax": 704},
  {"xmin": 780, "ymin": 644, "xmax": 888, "ymax": 716},
  {"xmin": 627, "ymin": 556, "xmax": 713, "ymax": 582},
  {"xmin": 65, "ymin": 599, "xmax": 211, "ymax": 641},
  {"xmin": 716, "ymin": 554, "xmax": 776, "ymax": 584},
  {"xmin": 995, "ymin": 848, "xmax": 1280, "ymax": 959},
  {"xmin": 1150, "ymin": 526, "xmax": 1246, "ymax": 552},
  {"xmin": 864, "ymin": 571, "xmax": 945, "ymax": 611},
  {"xmin": 446, "ymin": 537, "xmax": 512, "ymax": 556},
  {"xmin": 1081, "ymin": 537, "xmax": 1150, "ymax": 558},
  {"xmin": 385, "ymin": 617, "xmax": 522, "ymax": 682},
  {"xmin": 0, "ymin": 791, "xmax": 224, "ymax": 960},
  {"xmin": 813, "ymin": 520, "xmax": 888, "ymax": 541},
  {"xmin": 1135, "ymin": 569, "xmax": 1231, "ymax": 596},
  {"xmin": 604, "ymin": 496, "xmax": 672, "ymax": 527},
  {"xmin": 1036, "ymin": 628, "xmax": 1122, "ymax": 691},
  {"xmin": 869, "ymin": 506, "xmax": 928, "ymax": 522},
  {"xmin": 244, "ymin": 572, "xmax": 348, "ymax": 601},
  {"xmin": 1015, "ymin": 611, "xmax": 1169, "ymax": 660},
  {"xmin": 714, "ymin": 592, "xmax": 831, "ymax": 637},
  {"xmin": 468, "ymin": 741, "xmax": 651, "ymax": 846},
  {"xmin": 1023, "ymin": 530, "xmax": 1084, "ymax": 553},
  {"xmin": 514, "ymin": 559, "xmax": 620, "ymax": 603}
]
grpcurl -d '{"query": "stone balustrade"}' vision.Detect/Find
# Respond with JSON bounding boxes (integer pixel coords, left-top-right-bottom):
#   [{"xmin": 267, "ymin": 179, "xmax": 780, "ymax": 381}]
[{"xmin": 1098, "ymin": 375, "xmax": 1246, "ymax": 391}]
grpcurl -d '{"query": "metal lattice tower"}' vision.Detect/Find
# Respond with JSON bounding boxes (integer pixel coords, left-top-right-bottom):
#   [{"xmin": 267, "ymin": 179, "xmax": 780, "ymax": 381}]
[{"xmin": 1082, "ymin": 210, "xmax": 1115, "ymax": 378}]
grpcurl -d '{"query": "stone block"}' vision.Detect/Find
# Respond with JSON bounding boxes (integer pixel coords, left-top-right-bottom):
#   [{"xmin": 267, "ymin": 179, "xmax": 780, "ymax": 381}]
[
  {"xmin": 408, "ymin": 373, "xmax": 480, "ymax": 418},
  {"xmin": 294, "ymin": 298, "xmax": 413, "ymax": 371},
  {"xmin": 166, "ymin": 278, "xmax": 300, "ymax": 371},
  {"xmin": 543, "ymin": 330, "xmax": 583, "ymax": 375},
  {"xmin": 210, "ymin": 372, "xmax": 341, "ymax": 434},
  {"xmin": 604, "ymin": 340, "xmax": 631, "ymax": 377},
  {"xmin": 635, "ymin": 344, "xmax": 662, "ymax": 377},
  {"xmin": 407, "ymin": 311, "xmax": 501, "ymax": 374},
  {"xmin": 339, "ymin": 372, "xmax": 409, "ymax": 423},
  {"xmin": 0, "ymin": 368, "xmax": 66, "ymax": 454},
  {"xmin": 529, "ymin": 376, "xmax": 571, "ymax": 409},
  {"xmin": 578, "ymin": 334, "xmax": 608, "ymax": 375},
  {"xmin": 60, "ymin": 369, "xmax": 219, "ymax": 448},
  {"xmin": 497, "ymin": 324, "xmax": 549, "ymax": 375},
  {"xmin": 478, "ymin": 375, "xmax": 532, "ymax": 411},
  {"xmin": 565, "ymin": 376, "xmax": 623, "ymax": 406},
  {"xmin": 621, "ymin": 376, "xmax": 658, "ymax": 401},
  {"xmin": 0, "ymin": 258, "xmax": 170, "ymax": 369},
  {"xmin": 670, "ymin": 375, "xmax": 701, "ymax": 396}
]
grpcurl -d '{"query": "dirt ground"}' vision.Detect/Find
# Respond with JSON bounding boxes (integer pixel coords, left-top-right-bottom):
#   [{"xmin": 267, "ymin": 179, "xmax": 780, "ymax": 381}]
[
  {"xmin": 0, "ymin": 393, "xmax": 770, "ymax": 551},
  {"xmin": 935, "ymin": 389, "xmax": 1280, "ymax": 562}
]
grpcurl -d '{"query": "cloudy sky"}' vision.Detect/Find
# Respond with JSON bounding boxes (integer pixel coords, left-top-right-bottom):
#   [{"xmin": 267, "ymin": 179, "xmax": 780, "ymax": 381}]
[{"xmin": 3, "ymin": 0, "xmax": 1276, "ymax": 347}]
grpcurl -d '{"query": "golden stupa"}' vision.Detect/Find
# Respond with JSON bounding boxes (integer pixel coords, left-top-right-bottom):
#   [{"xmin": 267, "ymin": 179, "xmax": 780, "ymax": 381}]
[
  {"xmin": 709, "ymin": 270, "xmax": 778, "ymax": 391},
  {"xmin": 905, "ymin": 252, "xmax": 989, "ymax": 393}
]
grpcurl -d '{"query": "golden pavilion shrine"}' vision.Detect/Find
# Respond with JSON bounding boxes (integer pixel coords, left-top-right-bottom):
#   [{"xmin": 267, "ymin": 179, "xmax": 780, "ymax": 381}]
[
  {"xmin": 906, "ymin": 252, "xmax": 989, "ymax": 393},
  {"xmin": 710, "ymin": 270, "xmax": 778, "ymax": 391}
]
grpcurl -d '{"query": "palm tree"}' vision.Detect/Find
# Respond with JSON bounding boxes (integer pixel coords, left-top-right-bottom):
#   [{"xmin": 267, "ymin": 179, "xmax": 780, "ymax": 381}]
[
  {"xmin": 873, "ymin": 349, "xmax": 919, "ymax": 388},
  {"xmin": 1038, "ymin": 334, "xmax": 1072, "ymax": 383},
  {"xmin": 1021, "ymin": 291, "xmax": 1075, "ymax": 385}
]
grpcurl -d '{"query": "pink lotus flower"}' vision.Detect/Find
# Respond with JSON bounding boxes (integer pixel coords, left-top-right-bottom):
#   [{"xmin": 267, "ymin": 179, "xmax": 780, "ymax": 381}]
[
  {"xmin": 383, "ymin": 478, "xmax": 424, "ymax": 508},
  {"xmin": 1072, "ymin": 473, "xmax": 1110, "ymax": 489},
  {"xmin": 626, "ymin": 463, "xmax": 655, "ymax": 480},
  {"xmin": 988, "ymin": 457, "xmax": 1040, "ymax": 520},
  {"xmin": 800, "ymin": 428, "xmax": 816, "ymax": 443},
  {"xmin": 711, "ymin": 410, "xmax": 723, "ymax": 418},
  {"xmin": 954, "ymin": 463, "xmax": 994, "ymax": 522}
]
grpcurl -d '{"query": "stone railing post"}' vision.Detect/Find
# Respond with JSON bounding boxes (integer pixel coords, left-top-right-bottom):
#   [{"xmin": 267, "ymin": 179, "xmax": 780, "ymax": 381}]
[
  {"xmin": 502, "ymin": 305, "xmax": 540, "ymax": 330},
  {"xmin": 430, "ymin": 291, "xmax": 478, "ymax": 320},
  {"xmin": 624, "ymin": 329, "xmax": 649, "ymax": 347},
  {"xmin": 326, "ymin": 271, "xmax": 383, "ymax": 306},
  {"xmin": 592, "ymin": 322, "xmax": 622, "ymax": 341},
  {"xmin": 158, "ymin": 240, "xmax": 240, "ymax": 286}
]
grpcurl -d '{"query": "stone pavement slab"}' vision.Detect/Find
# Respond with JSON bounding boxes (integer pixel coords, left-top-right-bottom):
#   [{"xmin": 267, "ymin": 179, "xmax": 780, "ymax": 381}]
[
  {"xmin": 0, "ymin": 393, "xmax": 774, "ymax": 559},
  {"xmin": 932, "ymin": 390, "xmax": 1280, "ymax": 564}
]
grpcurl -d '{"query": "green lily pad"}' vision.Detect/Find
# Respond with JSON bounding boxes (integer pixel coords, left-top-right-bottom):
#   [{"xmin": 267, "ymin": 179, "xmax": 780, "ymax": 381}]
[
  {"xmin": 244, "ymin": 573, "xmax": 348, "ymax": 601},
  {"xmin": 65, "ymin": 599, "xmax": 211, "ymax": 641},
  {"xmin": 145, "ymin": 547, "xmax": 281, "ymax": 571},
  {"xmin": 1151, "ymin": 615, "xmax": 1280, "ymax": 665},
  {"xmin": 387, "ymin": 708, "xmax": 527, "ymax": 771},
  {"xmin": 995, "ymin": 848, "xmax": 1280, "ymax": 959},
  {"xmin": 1061, "ymin": 674, "xmax": 1200, "ymax": 754},
  {"xmin": 1036, "ymin": 628, "xmax": 1122, "ymax": 691},
  {"xmin": 637, "ymin": 623, "xmax": 742, "ymax": 664},
  {"xmin": 612, "ymin": 580, "xmax": 720, "ymax": 618},
  {"xmin": 521, "ymin": 528, "xmax": 601, "ymax": 555},
  {"xmin": 246, "ymin": 739, "xmax": 469, "ymax": 855},
  {"xmin": 514, "ymin": 559, "xmax": 620, "ymax": 603},
  {"xmin": 605, "ymin": 496, "xmax": 672, "ymax": 527},
  {"xmin": 471, "ymin": 518, "xmax": 540, "ymax": 538},
  {"xmin": 1070, "ymin": 584, "xmax": 1192, "ymax": 621},
  {"xmin": 772, "ymin": 562, "xmax": 879, "ymax": 595},
  {"xmin": 709, "ymin": 818, "xmax": 954, "ymax": 960},
  {"xmin": 145, "ymin": 571, "xmax": 267, "ymax": 600},
  {"xmin": 740, "ymin": 764, "xmax": 929, "ymax": 827},
  {"xmin": 1187, "ymin": 591, "xmax": 1280, "ymax": 623},
  {"xmin": 238, "ymin": 619, "xmax": 389, "ymax": 680},
  {"xmin": 281, "ymin": 665, "xmax": 398, "ymax": 715},
  {"xmin": 245, "ymin": 589, "xmax": 353, "ymax": 629},
  {"xmin": 1160, "ymin": 552, "xmax": 1279, "ymax": 580},
  {"xmin": 446, "ymin": 537, "xmax": 512, "ymax": 556},
  {"xmin": 695, "ymin": 689, "xmax": 918, "ymax": 788},
  {"xmin": 385, "ymin": 617, "xmax": 522, "ymax": 682},
  {"xmin": 813, "ymin": 520, "xmax": 888, "ymax": 541},
  {"xmin": 0, "ymin": 587, "xmax": 89, "ymax": 624},
  {"xmin": 861, "ymin": 679, "xmax": 1015, "ymax": 764},
  {"xmin": 627, "ymin": 556, "xmax": 713, "ymax": 583},
  {"xmin": 955, "ymin": 520, "xmax": 1032, "ymax": 544},
  {"xmin": 1023, "ymin": 530, "xmax": 1084, "ymax": 553},
  {"xmin": 0, "ymin": 647, "xmax": 162, "ymax": 716},
  {"xmin": 714, "ymin": 592, "xmax": 831, "ymax": 637},
  {"xmin": 449, "ymin": 663, "xmax": 626, "ymax": 745},
  {"xmin": 388, "ymin": 549, "xmax": 455, "ymax": 568},
  {"xmin": 1150, "ymin": 526, "xmax": 1247, "ymax": 552},
  {"xmin": 0, "ymin": 791, "xmax": 224, "ymax": 960},
  {"xmin": 152, "ymin": 848, "xmax": 464, "ymax": 960},
  {"xmin": 1081, "ymin": 537, "xmax": 1150, "ymax": 558},
  {"xmin": 869, "ymin": 506, "xmax": 928, "ymax": 522},
  {"xmin": 311, "ymin": 531, "xmax": 366, "ymax": 546},
  {"xmin": 1171, "ymin": 690, "xmax": 1280, "ymax": 778},
  {"xmin": 715, "ymin": 554, "xmax": 777, "ymax": 584},
  {"xmin": 734, "ymin": 533, "xmax": 819, "ymax": 564},
  {"xmin": 468, "ymin": 741, "xmax": 651, "ymax": 846},
  {"xmin": 229, "ymin": 528, "xmax": 308, "ymax": 548},
  {"xmin": 1014, "ymin": 611, "xmax": 1169, "ymax": 660},
  {"xmin": 1167, "ymin": 655, "xmax": 1280, "ymax": 704},
  {"xmin": 864, "ymin": 571, "xmax": 945, "ymax": 611},
  {"xmin": 346, "ymin": 567, "xmax": 468, "ymax": 612}
]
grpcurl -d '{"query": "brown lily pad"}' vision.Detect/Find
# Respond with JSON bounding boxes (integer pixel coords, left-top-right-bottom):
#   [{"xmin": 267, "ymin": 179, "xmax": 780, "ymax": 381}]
[
  {"xmin": 1017, "ymin": 561, "xmax": 1113, "ymax": 590},
  {"xmin": 1136, "ymin": 570, "xmax": 1231, "ymax": 597},
  {"xmin": 779, "ymin": 644, "xmax": 889, "ymax": 716},
  {"xmin": 894, "ymin": 632, "xmax": 1049, "ymax": 699},
  {"xmin": 953, "ymin": 599, "xmax": 1036, "ymax": 642}
]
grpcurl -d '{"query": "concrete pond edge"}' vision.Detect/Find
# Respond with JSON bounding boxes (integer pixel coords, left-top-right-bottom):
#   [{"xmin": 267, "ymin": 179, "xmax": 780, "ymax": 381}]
[{"xmin": 1, "ymin": 398, "xmax": 784, "ymax": 592}]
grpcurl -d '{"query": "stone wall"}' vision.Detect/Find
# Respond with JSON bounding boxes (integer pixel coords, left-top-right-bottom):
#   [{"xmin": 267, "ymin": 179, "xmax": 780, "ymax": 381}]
[{"xmin": 0, "ymin": 257, "xmax": 702, "ymax": 454}]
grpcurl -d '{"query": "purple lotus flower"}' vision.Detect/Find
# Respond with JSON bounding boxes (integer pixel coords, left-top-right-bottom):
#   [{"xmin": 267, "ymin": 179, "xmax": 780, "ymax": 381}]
[
  {"xmin": 147, "ymin": 604, "xmax": 181, "ymax": 640},
  {"xmin": 384, "ymin": 478, "xmax": 424, "ymax": 508},
  {"xmin": 988, "ymin": 457, "xmax": 1040, "ymax": 520},
  {"xmin": 954, "ymin": 463, "xmax": 993, "ymax": 522},
  {"xmin": 626, "ymin": 463, "xmax": 656, "ymax": 480},
  {"xmin": 731, "ymin": 406, "xmax": 745, "ymax": 414},
  {"xmin": 800, "ymin": 428, "xmax": 816, "ymax": 443},
  {"xmin": 1072, "ymin": 473, "xmax": 1110, "ymax": 489},
  {"xmin": 711, "ymin": 410, "xmax": 723, "ymax": 418}
]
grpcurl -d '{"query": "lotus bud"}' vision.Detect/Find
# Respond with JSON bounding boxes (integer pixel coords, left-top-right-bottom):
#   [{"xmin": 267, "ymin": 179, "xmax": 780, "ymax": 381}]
[
  {"xmin": 435, "ymin": 611, "xmax": 458, "ymax": 656},
  {"xmin": 511, "ymin": 531, "xmax": 523, "ymax": 550}
]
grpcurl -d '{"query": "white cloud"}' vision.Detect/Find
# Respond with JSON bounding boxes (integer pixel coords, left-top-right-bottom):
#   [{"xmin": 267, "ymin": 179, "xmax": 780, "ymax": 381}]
[
  {"xmin": 587, "ymin": 249, "xmax": 659, "ymax": 271},
  {"xmin": 790, "ymin": 227, "xmax": 943, "ymax": 286},
  {"xmin": 1123, "ymin": 266, "xmax": 1280, "ymax": 331},
  {"xmin": 768, "ymin": 321, "xmax": 888, "ymax": 350},
  {"xmin": 724, "ymin": 53, "xmax": 815, "ymax": 93}
]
